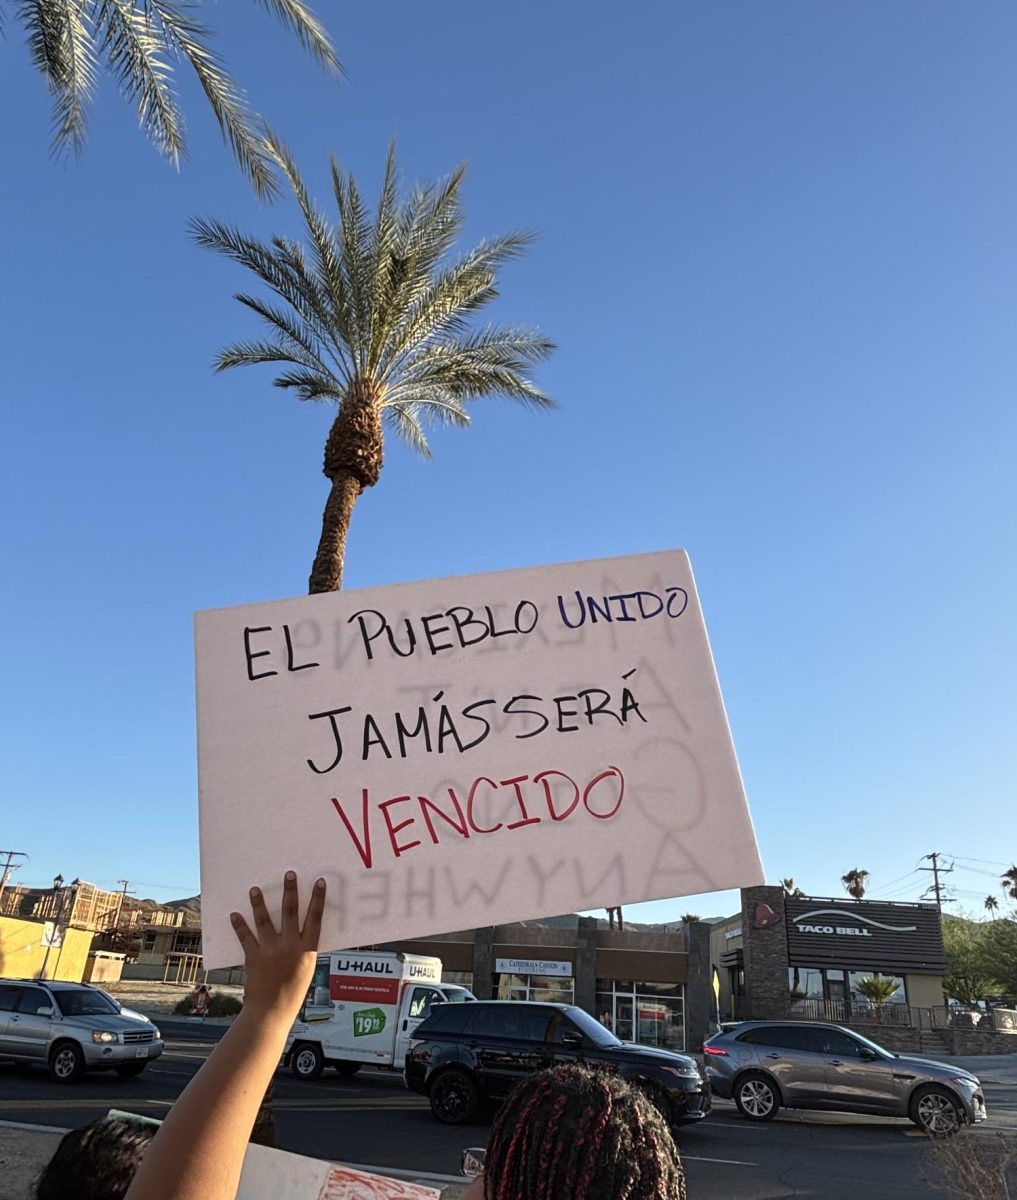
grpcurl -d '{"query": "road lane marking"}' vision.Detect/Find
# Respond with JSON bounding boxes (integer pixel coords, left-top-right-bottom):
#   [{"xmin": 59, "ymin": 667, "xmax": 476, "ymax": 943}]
[
  {"xmin": 682, "ymin": 1155, "xmax": 757, "ymax": 1166},
  {"xmin": 0, "ymin": 1118, "xmax": 68, "ymax": 1133},
  {"xmin": 0, "ymin": 1098, "xmax": 172, "ymax": 1110}
]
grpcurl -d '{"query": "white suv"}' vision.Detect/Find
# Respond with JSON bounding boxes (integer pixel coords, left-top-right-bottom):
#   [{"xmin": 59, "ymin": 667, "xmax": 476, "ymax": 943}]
[{"xmin": 0, "ymin": 978, "xmax": 164, "ymax": 1082}]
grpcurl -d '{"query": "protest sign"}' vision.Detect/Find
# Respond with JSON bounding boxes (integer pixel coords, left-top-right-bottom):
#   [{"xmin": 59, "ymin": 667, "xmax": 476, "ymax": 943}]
[
  {"xmin": 238, "ymin": 1145, "xmax": 439, "ymax": 1199},
  {"xmin": 194, "ymin": 549, "xmax": 763, "ymax": 968}
]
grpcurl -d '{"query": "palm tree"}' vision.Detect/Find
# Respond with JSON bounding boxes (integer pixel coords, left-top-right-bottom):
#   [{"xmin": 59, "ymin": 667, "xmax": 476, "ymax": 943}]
[
  {"xmin": 1001, "ymin": 866, "xmax": 1017, "ymax": 903},
  {"xmin": 5, "ymin": 0, "xmax": 338, "ymax": 196},
  {"xmin": 841, "ymin": 868, "xmax": 869, "ymax": 901},
  {"xmin": 193, "ymin": 139, "xmax": 556, "ymax": 593},
  {"xmin": 680, "ymin": 913, "xmax": 701, "ymax": 924},
  {"xmin": 985, "ymin": 895, "xmax": 1000, "ymax": 919},
  {"xmin": 781, "ymin": 878, "xmax": 805, "ymax": 898}
]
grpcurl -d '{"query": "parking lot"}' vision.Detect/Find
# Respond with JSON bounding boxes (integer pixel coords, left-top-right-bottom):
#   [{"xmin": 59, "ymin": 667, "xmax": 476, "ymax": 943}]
[{"xmin": 2, "ymin": 1027, "xmax": 1015, "ymax": 1199}]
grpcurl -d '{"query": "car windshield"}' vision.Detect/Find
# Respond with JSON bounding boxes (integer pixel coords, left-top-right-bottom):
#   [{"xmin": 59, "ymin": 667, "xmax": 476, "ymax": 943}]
[
  {"xmin": 440, "ymin": 987, "xmax": 475, "ymax": 1003},
  {"xmin": 55, "ymin": 989, "xmax": 120, "ymax": 1017},
  {"xmin": 567, "ymin": 1006, "xmax": 621, "ymax": 1048}
]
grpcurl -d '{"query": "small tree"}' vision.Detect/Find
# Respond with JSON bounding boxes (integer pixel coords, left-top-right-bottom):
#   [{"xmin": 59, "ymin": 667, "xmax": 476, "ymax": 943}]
[
  {"xmin": 943, "ymin": 915, "xmax": 1002, "ymax": 1005},
  {"xmin": 986, "ymin": 895, "xmax": 1001, "ymax": 918},
  {"xmin": 680, "ymin": 913, "xmax": 701, "ymax": 924},
  {"xmin": 980, "ymin": 917, "xmax": 1017, "ymax": 1000},
  {"xmin": 854, "ymin": 975, "xmax": 899, "ymax": 1014},
  {"xmin": 782, "ymin": 878, "xmax": 805, "ymax": 898}
]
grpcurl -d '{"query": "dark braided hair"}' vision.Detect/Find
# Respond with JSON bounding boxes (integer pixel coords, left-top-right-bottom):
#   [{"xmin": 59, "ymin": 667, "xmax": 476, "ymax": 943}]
[{"xmin": 483, "ymin": 1065, "xmax": 686, "ymax": 1200}]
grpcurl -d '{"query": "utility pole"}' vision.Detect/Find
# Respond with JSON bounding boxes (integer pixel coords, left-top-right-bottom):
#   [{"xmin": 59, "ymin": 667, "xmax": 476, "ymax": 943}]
[
  {"xmin": 0, "ymin": 850, "xmax": 28, "ymax": 908},
  {"xmin": 113, "ymin": 880, "xmax": 133, "ymax": 928},
  {"xmin": 918, "ymin": 852, "xmax": 955, "ymax": 914}
]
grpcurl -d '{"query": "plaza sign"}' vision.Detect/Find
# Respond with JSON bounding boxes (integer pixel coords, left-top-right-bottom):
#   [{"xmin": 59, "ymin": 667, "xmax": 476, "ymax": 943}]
[{"xmin": 496, "ymin": 958, "xmax": 573, "ymax": 977}]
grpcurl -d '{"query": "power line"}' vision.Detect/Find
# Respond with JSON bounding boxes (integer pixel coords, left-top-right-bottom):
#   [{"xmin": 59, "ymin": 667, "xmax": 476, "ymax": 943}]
[
  {"xmin": 876, "ymin": 867, "xmax": 923, "ymax": 893},
  {"xmin": 943, "ymin": 853, "xmax": 1012, "ymax": 869}
]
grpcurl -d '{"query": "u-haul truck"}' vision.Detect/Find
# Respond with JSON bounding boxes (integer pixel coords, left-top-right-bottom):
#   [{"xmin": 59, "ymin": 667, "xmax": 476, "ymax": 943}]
[{"xmin": 285, "ymin": 951, "xmax": 475, "ymax": 1080}]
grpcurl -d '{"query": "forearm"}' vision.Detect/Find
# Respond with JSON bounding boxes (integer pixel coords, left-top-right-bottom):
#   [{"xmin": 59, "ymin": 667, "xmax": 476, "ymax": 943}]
[{"xmin": 125, "ymin": 1005, "xmax": 290, "ymax": 1200}]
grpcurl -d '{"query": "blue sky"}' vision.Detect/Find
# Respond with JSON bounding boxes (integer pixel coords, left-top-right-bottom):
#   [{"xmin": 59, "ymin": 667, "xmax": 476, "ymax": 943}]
[{"xmin": 1, "ymin": 2, "xmax": 1014, "ymax": 923}]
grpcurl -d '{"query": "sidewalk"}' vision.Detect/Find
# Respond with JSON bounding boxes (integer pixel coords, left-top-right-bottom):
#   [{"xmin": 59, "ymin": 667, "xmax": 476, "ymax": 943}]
[{"xmin": 0, "ymin": 1121, "xmax": 468, "ymax": 1200}]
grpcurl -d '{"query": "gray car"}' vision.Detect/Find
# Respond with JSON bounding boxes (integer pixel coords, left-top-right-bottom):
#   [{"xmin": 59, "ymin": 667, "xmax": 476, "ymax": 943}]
[
  {"xmin": 703, "ymin": 1020, "xmax": 986, "ymax": 1135},
  {"xmin": 0, "ymin": 978, "xmax": 164, "ymax": 1083}
]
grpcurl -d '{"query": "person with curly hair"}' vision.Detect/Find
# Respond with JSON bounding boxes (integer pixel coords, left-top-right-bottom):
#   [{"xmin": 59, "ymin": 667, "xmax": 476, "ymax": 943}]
[{"xmin": 466, "ymin": 1064, "xmax": 687, "ymax": 1200}]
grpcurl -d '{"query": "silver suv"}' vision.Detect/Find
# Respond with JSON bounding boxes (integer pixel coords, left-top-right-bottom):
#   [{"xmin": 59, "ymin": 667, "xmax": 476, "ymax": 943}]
[
  {"xmin": 0, "ymin": 979, "xmax": 164, "ymax": 1083},
  {"xmin": 703, "ymin": 1021, "xmax": 986, "ymax": 1135}
]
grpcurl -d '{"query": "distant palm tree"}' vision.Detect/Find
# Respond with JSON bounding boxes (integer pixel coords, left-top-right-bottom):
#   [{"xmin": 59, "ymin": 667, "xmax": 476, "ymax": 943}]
[
  {"xmin": 5, "ymin": 0, "xmax": 338, "ymax": 196},
  {"xmin": 1001, "ymin": 866, "xmax": 1017, "ymax": 903},
  {"xmin": 841, "ymin": 868, "xmax": 869, "ymax": 901},
  {"xmin": 194, "ymin": 138, "xmax": 556, "ymax": 593},
  {"xmin": 782, "ymin": 878, "xmax": 805, "ymax": 898},
  {"xmin": 680, "ymin": 913, "xmax": 702, "ymax": 923}
]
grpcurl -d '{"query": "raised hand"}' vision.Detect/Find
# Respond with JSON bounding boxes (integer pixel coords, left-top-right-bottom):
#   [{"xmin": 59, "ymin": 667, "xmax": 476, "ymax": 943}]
[{"xmin": 230, "ymin": 871, "xmax": 326, "ymax": 1021}]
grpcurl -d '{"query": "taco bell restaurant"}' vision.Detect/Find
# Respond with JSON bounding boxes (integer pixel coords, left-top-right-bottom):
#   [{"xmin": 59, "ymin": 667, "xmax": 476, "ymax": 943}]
[{"xmin": 711, "ymin": 886, "xmax": 947, "ymax": 1025}]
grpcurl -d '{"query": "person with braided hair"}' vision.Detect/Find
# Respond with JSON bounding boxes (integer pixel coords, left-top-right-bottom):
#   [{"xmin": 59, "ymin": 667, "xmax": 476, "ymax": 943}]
[{"xmin": 465, "ymin": 1064, "xmax": 687, "ymax": 1200}]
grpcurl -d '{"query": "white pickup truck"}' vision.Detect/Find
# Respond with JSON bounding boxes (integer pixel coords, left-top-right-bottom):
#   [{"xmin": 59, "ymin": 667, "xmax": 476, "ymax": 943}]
[{"xmin": 285, "ymin": 950, "xmax": 475, "ymax": 1079}]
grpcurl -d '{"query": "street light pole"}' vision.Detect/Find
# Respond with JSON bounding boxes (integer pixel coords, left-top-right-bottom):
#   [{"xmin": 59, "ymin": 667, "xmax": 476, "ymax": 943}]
[{"xmin": 38, "ymin": 874, "xmax": 67, "ymax": 980}]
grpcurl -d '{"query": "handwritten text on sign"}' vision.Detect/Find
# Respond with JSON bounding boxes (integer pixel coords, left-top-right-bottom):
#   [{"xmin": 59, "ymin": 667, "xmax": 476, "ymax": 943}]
[{"xmin": 194, "ymin": 550, "xmax": 763, "ymax": 967}]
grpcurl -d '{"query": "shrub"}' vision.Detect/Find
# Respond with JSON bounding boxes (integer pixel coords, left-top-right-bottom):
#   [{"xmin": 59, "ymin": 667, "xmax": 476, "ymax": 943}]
[
  {"xmin": 172, "ymin": 993, "xmax": 243, "ymax": 1017},
  {"xmin": 924, "ymin": 1129, "xmax": 1017, "ymax": 1199}
]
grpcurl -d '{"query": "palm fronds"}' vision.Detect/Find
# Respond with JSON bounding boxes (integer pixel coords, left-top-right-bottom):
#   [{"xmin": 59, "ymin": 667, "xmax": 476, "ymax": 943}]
[
  {"xmin": 196, "ymin": 143, "xmax": 556, "ymax": 458},
  {"xmin": 11, "ymin": 0, "xmax": 339, "ymax": 194},
  {"xmin": 19, "ymin": 0, "xmax": 98, "ymax": 154}
]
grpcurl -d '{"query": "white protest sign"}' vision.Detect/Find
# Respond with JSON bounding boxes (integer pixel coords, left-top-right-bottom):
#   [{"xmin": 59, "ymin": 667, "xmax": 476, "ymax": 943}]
[{"xmin": 194, "ymin": 549, "xmax": 763, "ymax": 968}]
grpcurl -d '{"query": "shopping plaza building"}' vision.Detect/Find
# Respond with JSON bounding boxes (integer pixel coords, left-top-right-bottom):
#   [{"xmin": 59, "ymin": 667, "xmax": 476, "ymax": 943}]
[
  {"xmin": 393, "ymin": 915, "xmax": 713, "ymax": 1055},
  {"xmin": 390, "ymin": 883, "xmax": 958, "ymax": 1054}
]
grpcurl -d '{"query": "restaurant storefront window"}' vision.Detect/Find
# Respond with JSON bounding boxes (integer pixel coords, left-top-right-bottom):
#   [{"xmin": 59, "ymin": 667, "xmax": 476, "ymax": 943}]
[
  {"xmin": 596, "ymin": 980, "xmax": 685, "ymax": 1051},
  {"xmin": 789, "ymin": 967, "xmax": 907, "ymax": 1014},
  {"xmin": 497, "ymin": 972, "xmax": 574, "ymax": 1004}
]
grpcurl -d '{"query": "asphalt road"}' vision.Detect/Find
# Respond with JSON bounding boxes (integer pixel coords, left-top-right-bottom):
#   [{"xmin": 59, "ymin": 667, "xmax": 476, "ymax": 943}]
[{"xmin": 2, "ymin": 1025, "xmax": 1015, "ymax": 1199}]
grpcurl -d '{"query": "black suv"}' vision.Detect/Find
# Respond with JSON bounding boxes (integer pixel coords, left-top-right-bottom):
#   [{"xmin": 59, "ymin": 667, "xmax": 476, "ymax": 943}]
[{"xmin": 404, "ymin": 1000, "xmax": 710, "ymax": 1127}]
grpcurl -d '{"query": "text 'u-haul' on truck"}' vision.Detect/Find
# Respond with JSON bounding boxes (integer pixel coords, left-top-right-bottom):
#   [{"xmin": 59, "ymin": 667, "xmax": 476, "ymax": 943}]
[{"xmin": 285, "ymin": 951, "xmax": 476, "ymax": 1080}]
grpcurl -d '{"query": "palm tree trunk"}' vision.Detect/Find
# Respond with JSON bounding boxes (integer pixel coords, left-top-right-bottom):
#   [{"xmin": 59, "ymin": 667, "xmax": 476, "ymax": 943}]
[
  {"xmin": 308, "ymin": 471, "xmax": 361, "ymax": 593},
  {"xmin": 307, "ymin": 379, "xmax": 384, "ymax": 595}
]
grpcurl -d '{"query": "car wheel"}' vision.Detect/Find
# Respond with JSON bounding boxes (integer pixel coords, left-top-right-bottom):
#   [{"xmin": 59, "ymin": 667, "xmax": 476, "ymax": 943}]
[
  {"xmin": 115, "ymin": 1063, "xmax": 147, "ymax": 1078},
  {"xmin": 49, "ymin": 1042, "xmax": 85, "ymax": 1084},
  {"xmin": 334, "ymin": 1061, "xmax": 362, "ymax": 1077},
  {"xmin": 429, "ymin": 1069, "xmax": 480, "ymax": 1125},
  {"xmin": 290, "ymin": 1043, "xmax": 325, "ymax": 1081},
  {"xmin": 734, "ymin": 1072, "xmax": 779, "ymax": 1121},
  {"xmin": 910, "ymin": 1085, "xmax": 964, "ymax": 1137}
]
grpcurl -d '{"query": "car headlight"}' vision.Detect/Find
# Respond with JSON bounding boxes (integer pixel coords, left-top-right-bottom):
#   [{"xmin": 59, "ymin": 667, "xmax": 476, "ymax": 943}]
[
  {"xmin": 660, "ymin": 1065, "xmax": 701, "ymax": 1080},
  {"xmin": 951, "ymin": 1076, "xmax": 978, "ymax": 1089},
  {"xmin": 92, "ymin": 1030, "xmax": 119, "ymax": 1044},
  {"xmin": 153, "ymin": 1027, "xmax": 161, "ymax": 1039}
]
